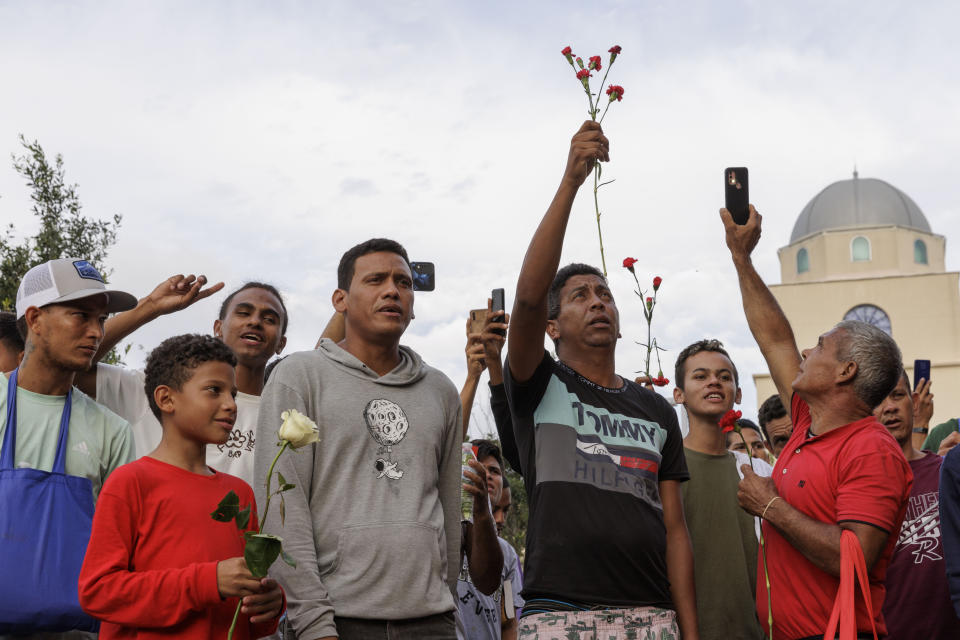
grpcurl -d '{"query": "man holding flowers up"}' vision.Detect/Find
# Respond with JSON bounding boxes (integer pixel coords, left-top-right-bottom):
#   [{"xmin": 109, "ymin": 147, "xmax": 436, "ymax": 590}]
[
  {"xmin": 503, "ymin": 122, "xmax": 697, "ymax": 639},
  {"xmin": 722, "ymin": 204, "xmax": 911, "ymax": 639},
  {"xmin": 253, "ymin": 238, "xmax": 462, "ymax": 640}
]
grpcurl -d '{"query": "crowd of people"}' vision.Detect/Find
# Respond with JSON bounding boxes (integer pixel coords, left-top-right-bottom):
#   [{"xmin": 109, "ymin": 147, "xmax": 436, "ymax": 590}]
[{"xmin": 2, "ymin": 120, "xmax": 960, "ymax": 640}]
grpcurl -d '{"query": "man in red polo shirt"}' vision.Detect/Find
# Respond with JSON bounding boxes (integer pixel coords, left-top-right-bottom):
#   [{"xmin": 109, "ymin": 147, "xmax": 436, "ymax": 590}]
[{"xmin": 722, "ymin": 205, "xmax": 912, "ymax": 639}]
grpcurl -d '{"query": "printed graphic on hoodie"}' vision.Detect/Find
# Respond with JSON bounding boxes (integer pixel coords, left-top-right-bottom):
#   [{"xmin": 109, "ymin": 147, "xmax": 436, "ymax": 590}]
[{"xmin": 364, "ymin": 398, "xmax": 410, "ymax": 480}]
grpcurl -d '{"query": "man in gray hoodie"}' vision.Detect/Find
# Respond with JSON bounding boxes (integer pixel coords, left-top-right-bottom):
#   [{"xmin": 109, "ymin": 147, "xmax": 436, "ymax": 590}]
[{"xmin": 254, "ymin": 238, "xmax": 462, "ymax": 640}]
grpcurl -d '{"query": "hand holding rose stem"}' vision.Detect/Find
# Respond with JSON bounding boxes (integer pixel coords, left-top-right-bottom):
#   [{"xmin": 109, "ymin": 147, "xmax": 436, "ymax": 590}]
[
  {"xmin": 721, "ymin": 410, "xmax": 773, "ymax": 639},
  {"xmin": 218, "ymin": 409, "xmax": 320, "ymax": 639}
]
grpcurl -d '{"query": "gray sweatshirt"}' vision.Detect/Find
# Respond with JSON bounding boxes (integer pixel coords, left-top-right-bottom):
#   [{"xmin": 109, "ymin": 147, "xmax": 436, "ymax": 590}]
[{"xmin": 253, "ymin": 339, "xmax": 462, "ymax": 639}]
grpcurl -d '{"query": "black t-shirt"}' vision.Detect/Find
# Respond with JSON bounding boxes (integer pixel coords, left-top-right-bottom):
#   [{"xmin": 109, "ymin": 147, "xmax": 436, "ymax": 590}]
[{"xmin": 504, "ymin": 351, "xmax": 689, "ymax": 608}]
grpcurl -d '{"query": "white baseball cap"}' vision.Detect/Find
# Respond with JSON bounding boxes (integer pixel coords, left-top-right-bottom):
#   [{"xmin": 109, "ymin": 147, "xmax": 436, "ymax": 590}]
[{"xmin": 15, "ymin": 258, "xmax": 138, "ymax": 319}]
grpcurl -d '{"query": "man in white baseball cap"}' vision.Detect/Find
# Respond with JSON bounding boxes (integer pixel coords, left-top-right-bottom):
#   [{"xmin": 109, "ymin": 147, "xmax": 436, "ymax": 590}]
[
  {"xmin": 14, "ymin": 258, "xmax": 138, "ymax": 321},
  {"xmin": 1, "ymin": 258, "xmax": 137, "ymax": 638}
]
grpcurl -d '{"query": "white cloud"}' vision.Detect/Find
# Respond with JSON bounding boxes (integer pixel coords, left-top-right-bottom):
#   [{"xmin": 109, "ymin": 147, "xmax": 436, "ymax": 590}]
[{"xmin": 1, "ymin": 0, "xmax": 957, "ymax": 430}]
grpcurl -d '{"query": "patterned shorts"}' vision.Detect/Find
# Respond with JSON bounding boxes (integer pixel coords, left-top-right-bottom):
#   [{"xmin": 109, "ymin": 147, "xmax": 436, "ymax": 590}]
[{"xmin": 518, "ymin": 606, "xmax": 679, "ymax": 640}]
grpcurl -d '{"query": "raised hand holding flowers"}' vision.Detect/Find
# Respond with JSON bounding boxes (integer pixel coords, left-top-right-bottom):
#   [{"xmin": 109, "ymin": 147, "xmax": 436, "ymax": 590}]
[
  {"xmin": 560, "ymin": 43, "xmax": 625, "ymax": 275},
  {"xmin": 212, "ymin": 408, "xmax": 320, "ymax": 639}
]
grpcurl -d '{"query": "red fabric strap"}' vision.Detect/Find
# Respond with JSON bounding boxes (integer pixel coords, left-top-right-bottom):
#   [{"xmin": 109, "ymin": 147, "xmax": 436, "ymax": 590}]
[{"xmin": 822, "ymin": 530, "xmax": 878, "ymax": 640}]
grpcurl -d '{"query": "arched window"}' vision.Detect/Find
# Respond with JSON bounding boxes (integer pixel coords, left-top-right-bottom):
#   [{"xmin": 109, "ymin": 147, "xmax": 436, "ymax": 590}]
[
  {"xmin": 797, "ymin": 248, "xmax": 809, "ymax": 273},
  {"xmin": 851, "ymin": 236, "xmax": 871, "ymax": 262},
  {"xmin": 915, "ymin": 239, "xmax": 928, "ymax": 264},
  {"xmin": 844, "ymin": 304, "xmax": 892, "ymax": 336}
]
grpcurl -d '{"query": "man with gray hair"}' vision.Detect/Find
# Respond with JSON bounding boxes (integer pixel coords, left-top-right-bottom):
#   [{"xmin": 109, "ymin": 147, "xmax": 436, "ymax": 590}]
[{"xmin": 721, "ymin": 206, "xmax": 912, "ymax": 640}]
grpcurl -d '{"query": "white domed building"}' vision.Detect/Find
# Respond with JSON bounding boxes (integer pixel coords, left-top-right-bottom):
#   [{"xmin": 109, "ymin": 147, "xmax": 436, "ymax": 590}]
[{"xmin": 754, "ymin": 172, "xmax": 960, "ymax": 427}]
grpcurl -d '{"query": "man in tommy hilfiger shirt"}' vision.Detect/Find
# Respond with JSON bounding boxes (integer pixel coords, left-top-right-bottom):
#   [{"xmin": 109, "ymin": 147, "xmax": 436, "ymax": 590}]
[
  {"xmin": 504, "ymin": 121, "xmax": 697, "ymax": 640},
  {"xmin": 722, "ymin": 205, "xmax": 912, "ymax": 640}
]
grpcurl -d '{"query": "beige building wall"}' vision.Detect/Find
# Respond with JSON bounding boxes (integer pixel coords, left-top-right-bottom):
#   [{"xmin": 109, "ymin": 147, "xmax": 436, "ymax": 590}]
[
  {"xmin": 752, "ymin": 270, "xmax": 960, "ymax": 429},
  {"xmin": 779, "ymin": 227, "xmax": 946, "ymax": 284}
]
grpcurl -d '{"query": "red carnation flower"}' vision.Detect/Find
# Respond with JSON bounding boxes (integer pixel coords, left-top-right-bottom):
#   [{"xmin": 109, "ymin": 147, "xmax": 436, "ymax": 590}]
[
  {"xmin": 606, "ymin": 85, "xmax": 624, "ymax": 102},
  {"xmin": 622, "ymin": 257, "xmax": 638, "ymax": 272},
  {"xmin": 561, "ymin": 46, "xmax": 573, "ymax": 56},
  {"xmin": 589, "ymin": 55, "xmax": 602, "ymax": 71},
  {"xmin": 576, "ymin": 68, "xmax": 591, "ymax": 82},
  {"xmin": 653, "ymin": 276, "xmax": 662, "ymax": 290},
  {"xmin": 645, "ymin": 296, "xmax": 653, "ymax": 311},
  {"xmin": 575, "ymin": 56, "xmax": 585, "ymax": 69},
  {"xmin": 718, "ymin": 409, "xmax": 742, "ymax": 434},
  {"xmin": 608, "ymin": 45, "xmax": 622, "ymax": 55}
]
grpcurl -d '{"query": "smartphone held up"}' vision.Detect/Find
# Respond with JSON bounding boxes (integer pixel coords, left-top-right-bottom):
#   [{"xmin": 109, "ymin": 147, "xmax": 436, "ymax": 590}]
[
  {"xmin": 724, "ymin": 167, "xmax": 750, "ymax": 225},
  {"xmin": 410, "ymin": 261, "xmax": 435, "ymax": 291}
]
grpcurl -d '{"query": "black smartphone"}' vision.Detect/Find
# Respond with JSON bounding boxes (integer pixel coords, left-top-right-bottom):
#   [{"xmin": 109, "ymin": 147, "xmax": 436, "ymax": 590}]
[
  {"xmin": 491, "ymin": 288, "xmax": 505, "ymax": 337},
  {"xmin": 724, "ymin": 167, "xmax": 750, "ymax": 225},
  {"xmin": 410, "ymin": 262, "xmax": 435, "ymax": 292},
  {"xmin": 914, "ymin": 359, "xmax": 931, "ymax": 390}
]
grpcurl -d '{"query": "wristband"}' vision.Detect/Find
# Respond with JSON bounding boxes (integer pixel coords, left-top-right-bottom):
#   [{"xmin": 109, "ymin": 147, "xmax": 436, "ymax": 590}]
[
  {"xmin": 761, "ymin": 496, "xmax": 780, "ymax": 520},
  {"xmin": 913, "ymin": 427, "xmax": 929, "ymax": 434}
]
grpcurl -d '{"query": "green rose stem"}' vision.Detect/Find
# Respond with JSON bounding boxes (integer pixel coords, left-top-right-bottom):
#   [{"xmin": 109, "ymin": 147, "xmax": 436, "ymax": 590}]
[
  {"xmin": 733, "ymin": 427, "xmax": 774, "ymax": 640},
  {"xmin": 627, "ymin": 268, "xmax": 657, "ymax": 377},
  {"xmin": 593, "ymin": 168, "xmax": 608, "ymax": 276},
  {"xmin": 579, "ymin": 54, "xmax": 617, "ymax": 276},
  {"xmin": 259, "ymin": 441, "xmax": 290, "ymax": 529},
  {"xmin": 227, "ymin": 441, "xmax": 291, "ymax": 640}
]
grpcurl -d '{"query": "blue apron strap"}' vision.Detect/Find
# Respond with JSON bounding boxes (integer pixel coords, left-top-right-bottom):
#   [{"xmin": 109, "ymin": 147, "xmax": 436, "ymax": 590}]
[
  {"xmin": 1, "ymin": 368, "xmax": 73, "ymax": 473},
  {"xmin": 1, "ymin": 369, "xmax": 18, "ymax": 470},
  {"xmin": 51, "ymin": 388, "xmax": 73, "ymax": 474}
]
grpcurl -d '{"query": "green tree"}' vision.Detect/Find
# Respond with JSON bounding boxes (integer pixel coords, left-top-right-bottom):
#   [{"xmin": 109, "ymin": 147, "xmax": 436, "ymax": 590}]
[
  {"xmin": 0, "ymin": 135, "xmax": 121, "ymax": 310},
  {"xmin": 501, "ymin": 464, "xmax": 528, "ymax": 563}
]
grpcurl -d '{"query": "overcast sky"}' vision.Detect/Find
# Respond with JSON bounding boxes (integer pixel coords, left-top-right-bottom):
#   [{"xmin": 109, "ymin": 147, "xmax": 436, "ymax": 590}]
[{"xmin": 1, "ymin": 1, "xmax": 957, "ymax": 437}]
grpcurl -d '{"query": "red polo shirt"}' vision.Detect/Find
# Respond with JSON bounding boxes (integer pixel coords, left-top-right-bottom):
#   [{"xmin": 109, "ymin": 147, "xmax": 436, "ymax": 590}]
[{"xmin": 756, "ymin": 395, "xmax": 912, "ymax": 639}]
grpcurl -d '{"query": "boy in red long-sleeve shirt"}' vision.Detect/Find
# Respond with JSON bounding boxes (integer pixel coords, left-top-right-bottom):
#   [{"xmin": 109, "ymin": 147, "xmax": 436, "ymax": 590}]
[{"xmin": 79, "ymin": 334, "xmax": 284, "ymax": 639}]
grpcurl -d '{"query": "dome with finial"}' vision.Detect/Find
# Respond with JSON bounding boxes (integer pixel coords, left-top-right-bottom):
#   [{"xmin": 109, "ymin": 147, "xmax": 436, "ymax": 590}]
[{"xmin": 790, "ymin": 172, "xmax": 930, "ymax": 243}]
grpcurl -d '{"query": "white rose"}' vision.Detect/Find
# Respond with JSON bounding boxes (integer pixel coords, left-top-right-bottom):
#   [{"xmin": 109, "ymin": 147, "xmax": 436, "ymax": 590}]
[{"xmin": 278, "ymin": 409, "xmax": 320, "ymax": 449}]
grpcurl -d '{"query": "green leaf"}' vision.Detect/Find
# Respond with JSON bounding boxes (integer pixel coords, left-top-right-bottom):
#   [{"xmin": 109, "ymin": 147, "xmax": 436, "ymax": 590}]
[
  {"xmin": 235, "ymin": 504, "xmax": 251, "ymax": 530},
  {"xmin": 210, "ymin": 490, "xmax": 240, "ymax": 522},
  {"xmin": 280, "ymin": 549, "xmax": 297, "ymax": 569},
  {"xmin": 280, "ymin": 483, "xmax": 295, "ymax": 492},
  {"xmin": 277, "ymin": 472, "xmax": 287, "ymax": 487},
  {"xmin": 244, "ymin": 533, "xmax": 284, "ymax": 578}
]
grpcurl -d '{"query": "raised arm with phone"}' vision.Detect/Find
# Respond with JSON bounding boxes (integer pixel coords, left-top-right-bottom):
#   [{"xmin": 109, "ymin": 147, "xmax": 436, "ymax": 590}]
[{"xmin": 721, "ymin": 202, "xmax": 911, "ymax": 639}]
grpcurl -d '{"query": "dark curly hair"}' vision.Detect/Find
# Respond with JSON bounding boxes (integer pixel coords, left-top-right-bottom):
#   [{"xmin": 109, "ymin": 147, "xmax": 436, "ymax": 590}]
[
  {"xmin": 337, "ymin": 238, "xmax": 410, "ymax": 290},
  {"xmin": 674, "ymin": 338, "xmax": 739, "ymax": 390},
  {"xmin": 547, "ymin": 263, "xmax": 607, "ymax": 321},
  {"xmin": 144, "ymin": 334, "xmax": 237, "ymax": 420},
  {"xmin": 757, "ymin": 394, "xmax": 787, "ymax": 439},
  {"xmin": 471, "ymin": 439, "xmax": 504, "ymax": 469},
  {"xmin": 0, "ymin": 311, "xmax": 25, "ymax": 352},
  {"xmin": 218, "ymin": 282, "xmax": 289, "ymax": 335}
]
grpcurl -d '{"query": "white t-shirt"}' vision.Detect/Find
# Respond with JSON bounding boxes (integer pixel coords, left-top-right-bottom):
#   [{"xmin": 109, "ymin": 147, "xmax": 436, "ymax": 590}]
[
  {"xmin": 455, "ymin": 536, "xmax": 525, "ymax": 640},
  {"xmin": 95, "ymin": 364, "xmax": 261, "ymax": 487},
  {"xmin": 732, "ymin": 449, "xmax": 774, "ymax": 539}
]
